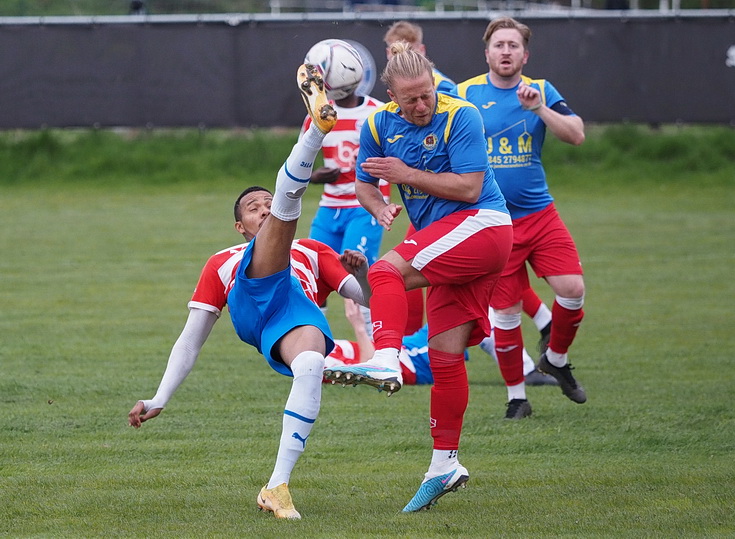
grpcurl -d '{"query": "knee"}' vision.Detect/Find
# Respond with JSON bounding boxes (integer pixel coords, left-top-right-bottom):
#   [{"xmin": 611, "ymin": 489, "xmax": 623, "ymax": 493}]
[
  {"xmin": 290, "ymin": 350, "xmax": 325, "ymax": 377},
  {"xmin": 553, "ymin": 276, "xmax": 585, "ymax": 299},
  {"xmin": 368, "ymin": 260, "xmax": 405, "ymax": 287},
  {"xmin": 494, "ymin": 302, "xmax": 523, "ymax": 317},
  {"xmin": 428, "ymin": 348, "xmax": 466, "ymax": 367},
  {"xmin": 493, "ymin": 311, "xmax": 522, "ymax": 330}
]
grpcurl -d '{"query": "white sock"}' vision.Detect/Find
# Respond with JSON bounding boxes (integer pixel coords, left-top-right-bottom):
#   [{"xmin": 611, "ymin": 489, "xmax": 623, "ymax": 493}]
[
  {"xmin": 426, "ymin": 449, "xmax": 459, "ymax": 479},
  {"xmin": 270, "ymin": 125, "xmax": 324, "ymax": 222},
  {"xmin": 267, "ymin": 351, "xmax": 324, "ymax": 488},
  {"xmin": 507, "ymin": 381, "xmax": 527, "ymax": 401},
  {"xmin": 546, "ymin": 348, "xmax": 568, "ymax": 368},
  {"xmin": 533, "ymin": 303, "xmax": 552, "ymax": 332},
  {"xmin": 556, "ymin": 294, "xmax": 585, "ymax": 311},
  {"xmin": 367, "ymin": 348, "xmax": 401, "ymax": 371},
  {"xmin": 522, "ymin": 348, "xmax": 536, "ymax": 376},
  {"xmin": 494, "ymin": 311, "xmax": 522, "ymax": 331},
  {"xmin": 300, "ymin": 123, "xmax": 325, "ymax": 152}
]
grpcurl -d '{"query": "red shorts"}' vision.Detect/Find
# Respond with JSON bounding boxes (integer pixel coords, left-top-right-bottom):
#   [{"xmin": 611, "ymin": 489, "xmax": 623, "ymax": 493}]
[
  {"xmin": 491, "ymin": 203, "xmax": 582, "ymax": 310},
  {"xmin": 395, "ymin": 209, "xmax": 513, "ymax": 346}
]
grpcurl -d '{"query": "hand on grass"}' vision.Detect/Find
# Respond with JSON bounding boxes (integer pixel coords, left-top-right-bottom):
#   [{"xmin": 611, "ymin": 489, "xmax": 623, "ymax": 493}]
[{"xmin": 128, "ymin": 400, "xmax": 162, "ymax": 428}]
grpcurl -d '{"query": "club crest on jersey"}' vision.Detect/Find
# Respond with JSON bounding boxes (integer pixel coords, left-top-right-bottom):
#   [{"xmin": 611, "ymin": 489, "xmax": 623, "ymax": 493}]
[{"xmin": 422, "ymin": 134, "xmax": 438, "ymax": 151}]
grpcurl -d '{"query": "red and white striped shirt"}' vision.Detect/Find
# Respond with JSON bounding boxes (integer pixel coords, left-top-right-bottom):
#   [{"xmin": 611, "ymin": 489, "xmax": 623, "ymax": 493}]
[
  {"xmin": 301, "ymin": 96, "xmax": 390, "ymax": 208},
  {"xmin": 188, "ymin": 238, "xmax": 351, "ymax": 316}
]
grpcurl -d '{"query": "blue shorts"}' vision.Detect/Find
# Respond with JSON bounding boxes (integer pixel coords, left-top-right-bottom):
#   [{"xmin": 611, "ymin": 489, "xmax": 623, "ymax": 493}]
[
  {"xmin": 309, "ymin": 206, "xmax": 384, "ymax": 265},
  {"xmin": 227, "ymin": 239, "xmax": 334, "ymax": 377}
]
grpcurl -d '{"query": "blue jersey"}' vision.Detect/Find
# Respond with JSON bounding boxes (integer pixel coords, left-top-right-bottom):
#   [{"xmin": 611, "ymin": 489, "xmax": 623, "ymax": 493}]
[
  {"xmin": 357, "ymin": 92, "xmax": 508, "ymax": 231},
  {"xmin": 457, "ymin": 74, "xmax": 572, "ymax": 219},
  {"xmin": 433, "ymin": 67, "xmax": 457, "ymax": 95}
]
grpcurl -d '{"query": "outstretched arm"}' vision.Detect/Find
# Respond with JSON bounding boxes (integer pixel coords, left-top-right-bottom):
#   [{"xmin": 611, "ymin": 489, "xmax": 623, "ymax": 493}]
[{"xmin": 128, "ymin": 308, "xmax": 218, "ymax": 428}]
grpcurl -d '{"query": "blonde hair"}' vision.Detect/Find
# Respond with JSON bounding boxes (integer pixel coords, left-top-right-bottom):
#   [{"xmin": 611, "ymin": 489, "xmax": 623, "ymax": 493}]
[
  {"xmin": 381, "ymin": 41, "xmax": 434, "ymax": 89},
  {"xmin": 383, "ymin": 20, "xmax": 423, "ymax": 47},
  {"xmin": 482, "ymin": 17, "xmax": 532, "ymax": 48}
]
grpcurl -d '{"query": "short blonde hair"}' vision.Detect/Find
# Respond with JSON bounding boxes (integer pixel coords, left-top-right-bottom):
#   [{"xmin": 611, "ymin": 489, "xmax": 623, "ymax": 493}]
[
  {"xmin": 381, "ymin": 41, "xmax": 434, "ymax": 89},
  {"xmin": 383, "ymin": 20, "xmax": 423, "ymax": 47},
  {"xmin": 483, "ymin": 17, "xmax": 531, "ymax": 48}
]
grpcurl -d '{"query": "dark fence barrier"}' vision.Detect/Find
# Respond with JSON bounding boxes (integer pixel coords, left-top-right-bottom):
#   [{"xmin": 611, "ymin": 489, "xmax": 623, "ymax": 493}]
[{"xmin": 0, "ymin": 12, "xmax": 733, "ymax": 128}]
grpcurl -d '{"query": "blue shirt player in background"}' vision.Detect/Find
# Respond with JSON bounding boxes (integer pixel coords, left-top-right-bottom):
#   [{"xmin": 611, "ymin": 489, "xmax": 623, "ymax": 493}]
[
  {"xmin": 324, "ymin": 42, "xmax": 513, "ymax": 513},
  {"xmin": 457, "ymin": 17, "xmax": 588, "ymax": 416}
]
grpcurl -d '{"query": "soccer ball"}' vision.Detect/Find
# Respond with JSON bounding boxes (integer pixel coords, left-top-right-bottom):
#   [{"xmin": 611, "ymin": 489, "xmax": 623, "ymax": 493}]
[{"xmin": 304, "ymin": 39, "xmax": 364, "ymax": 101}]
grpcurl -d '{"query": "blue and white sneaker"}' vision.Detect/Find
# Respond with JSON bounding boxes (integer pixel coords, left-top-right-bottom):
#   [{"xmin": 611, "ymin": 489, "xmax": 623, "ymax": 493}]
[
  {"xmin": 402, "ymin": 465, "xmax": 469, "ymax": 512},
  {"xmin": 323, "ymin": 363, "xmax": 402, "ymax": 396}
]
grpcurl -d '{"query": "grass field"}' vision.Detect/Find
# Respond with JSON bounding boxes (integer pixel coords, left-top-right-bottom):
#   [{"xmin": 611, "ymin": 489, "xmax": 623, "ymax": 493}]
[{"xmin": 1, "ymin": 126, "xmax": 734, "ymax": 537}]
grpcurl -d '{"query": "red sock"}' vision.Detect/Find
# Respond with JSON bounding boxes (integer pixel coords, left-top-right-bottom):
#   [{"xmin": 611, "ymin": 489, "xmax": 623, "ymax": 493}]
[
  {"xmin": 367, "ymin": 260, "xmax": 407, "ymax": 350},
  {"xmin": 549, "ymin": 302, "xmax": 584, "ymax": 354},
  {"xmin": 402, "ymin": 223, "xmax": 424, "ymax": 336},
  {"xmin": 404, "ymin": 288, "xmax": 425, "ymax": 336},
  {"xmin": 493, "ymin": 326, "xmax": 524, "ymax": 387},
  {"xmin": 521, "ymin": 287, "xmax": 543, "ymax": 318},
  {"xmin": 429, "ymin": 349, "xmax": 468, "ymax": 450}
]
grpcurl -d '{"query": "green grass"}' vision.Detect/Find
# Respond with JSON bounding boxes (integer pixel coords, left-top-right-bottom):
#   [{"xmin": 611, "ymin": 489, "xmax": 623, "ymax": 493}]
[{"xmin": 1, "ymin": 126, "xmax": 734, "ymax": 537}]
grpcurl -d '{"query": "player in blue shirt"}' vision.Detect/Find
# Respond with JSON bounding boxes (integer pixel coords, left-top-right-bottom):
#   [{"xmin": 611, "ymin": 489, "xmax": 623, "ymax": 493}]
[
  {"xmin": 382, "ymin": 20, "xmax": 457, "ymax": 95},
  {"xmin": 323, "ymin": 42, "xmax": 513, "ymax": 513},
  {"xmin": 457, "ymin": 17, "xmax": 588, "ymax": 418},
  {"xmin": 382, "ymin": 21, "xmax": 459, "ymax": 334}
]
